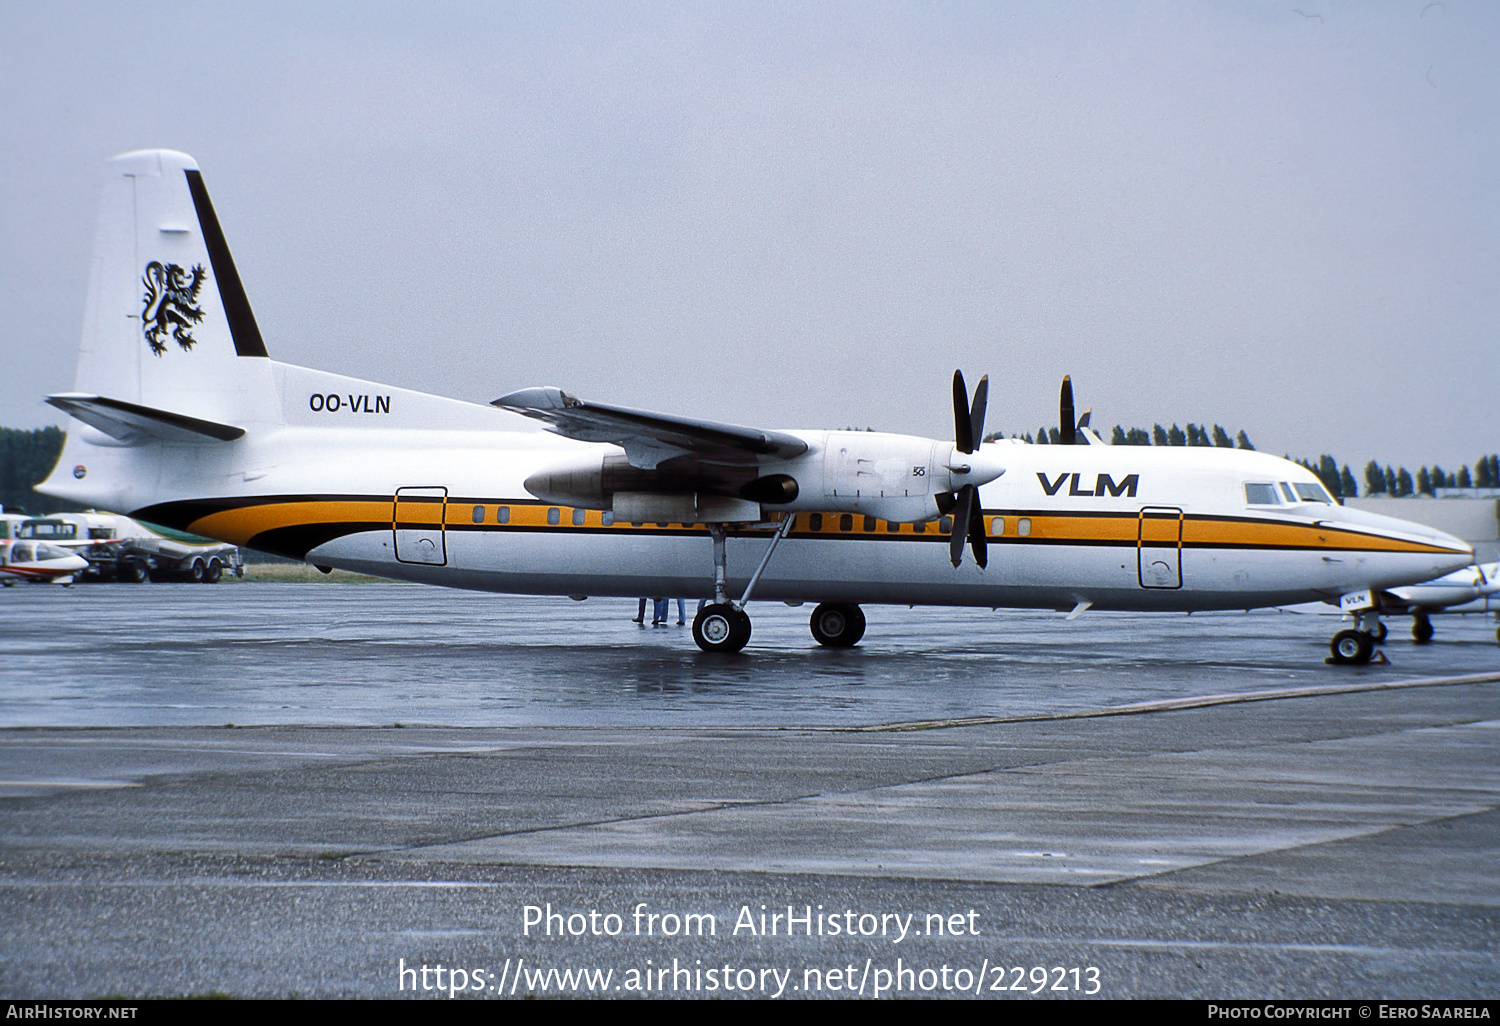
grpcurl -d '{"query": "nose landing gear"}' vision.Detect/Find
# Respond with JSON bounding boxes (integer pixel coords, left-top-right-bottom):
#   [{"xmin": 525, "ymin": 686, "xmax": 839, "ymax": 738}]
[
  {"xmin": 1330, "ymin": 611, "xmax": 1386, "ymax": 665},
  {"xmin": 1329, "ymin": 630, "xmax": 1374, "ymax": 665},
  {"xmin": 1412, "ymin": 613, "xmax": 1434, "ymax": 644}
]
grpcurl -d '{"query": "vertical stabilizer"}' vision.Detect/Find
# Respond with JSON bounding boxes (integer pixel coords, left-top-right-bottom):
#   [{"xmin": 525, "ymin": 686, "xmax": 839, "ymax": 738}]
[{"xmin": 71, "ymin": 149, "xmax": 276, "ymax": 427}]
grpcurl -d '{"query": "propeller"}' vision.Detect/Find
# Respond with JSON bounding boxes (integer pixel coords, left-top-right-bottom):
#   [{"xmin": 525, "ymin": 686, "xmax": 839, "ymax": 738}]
[
  {"xmin": 947, "ymin": 370, "xmax": 991, "ymax": 569},
  {"xmin": 1058, "ymin": 375, "xmax": 1076, "ymax": 445}
]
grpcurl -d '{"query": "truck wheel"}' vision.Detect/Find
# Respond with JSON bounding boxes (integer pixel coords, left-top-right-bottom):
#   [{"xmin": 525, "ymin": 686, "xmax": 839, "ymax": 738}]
[
  {"xmin": 204, "ymin": 558, "xmax": 223, "ymax": 583},
  {"xmin": 120, "ymin": 559, "xmax": 149, "ymax": 584},
  {"xmin": 188, "ymin": 558, "xmax": 207, "ymax": 583}
]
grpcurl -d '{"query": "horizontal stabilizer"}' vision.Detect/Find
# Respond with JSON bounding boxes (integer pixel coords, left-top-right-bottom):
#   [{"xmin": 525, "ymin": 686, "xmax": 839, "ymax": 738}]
[
  {"xmin": 493, "ymin": 386, "xmax": 807, "ymax": 470},
  {"xmin": 46, "ymin": 393, "xmax": 245, "ymax": 443}
]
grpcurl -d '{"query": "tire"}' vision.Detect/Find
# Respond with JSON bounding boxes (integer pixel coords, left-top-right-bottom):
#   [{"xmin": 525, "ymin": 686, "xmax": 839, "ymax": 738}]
[
  {"xmin": 809, "ymin": 602, "xmax": 866, "ymax": 648},
  {"xmin": 692, "ymin": 603, "xmax": 751, "ymax": 654},
  {"xmin": 1366, "ymin": 621, "xmax": 1388, "ymax": 643},
  {"xmin": 1412, "ymin": 615, "xmax": 1434, "ymax": 644},
  {"xmin": 204, "ymin": 558, "xmax": 223, "ymax": 584},
  {"xmin": 1330, "ymin": 629, "xmax": 1373, "ymax": 665},
  {"xmin": 119, "ymin": 559, "xmax": 149, "ymax": 584},
  {"xmin": 188, "ymin": 558, "xmax": 207, "ymax": 583}
]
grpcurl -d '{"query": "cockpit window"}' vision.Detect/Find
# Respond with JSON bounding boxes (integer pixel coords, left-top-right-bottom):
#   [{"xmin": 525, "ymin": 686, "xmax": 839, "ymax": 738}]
[
  {"xmin": 1244, "ymin": 483, "xmax": 1280, "ymax": 505},
  {"xmin": 1278, "ymin": 482, "xmax": 1297, "ymax": 503},
  {"xmin": 1293, "ymin": 482, "xmax": 1334, "ymax": 504},
  {"xmin": 9, "ymin": 543, "xmax": 32, "ymax": 562}
]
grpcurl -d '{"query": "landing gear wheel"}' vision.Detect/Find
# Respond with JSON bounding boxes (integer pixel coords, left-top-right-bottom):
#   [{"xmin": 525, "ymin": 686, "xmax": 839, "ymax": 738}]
[
  {"xmin": 693, "ymin": 603, "xmax": 751, "ymax": 654},
  {"xmin": 1412, "ymin": 614, "xmax": 1434, "ymax": 644},
  {"xmin": 809, "ymin": 602, "xmax": 866, "ymax": 648},
  {"xmin": 204, "ymin": 558, "xmax": 223, "ymax": 584},
  {"xmin": 188, "ymin": 558, "xmax": 207, "ymax": 583},
  {"xmin": 1365, "ymin": 621, "xmax": 1388, "ymax": 643},
  {"xmin": 119, "ymin": 559, "xmax": 148, "ymax": 584},
  {"xmin": 1330, "ymin": 629, "xmax": 1374, "ymax": 665}
]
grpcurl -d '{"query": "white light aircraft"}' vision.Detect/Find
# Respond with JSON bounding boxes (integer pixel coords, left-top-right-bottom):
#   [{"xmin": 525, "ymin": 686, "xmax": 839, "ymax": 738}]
[
  {"xmin": 0, "ymin": 539, "xmax": 89, "ymax": 586},
  {"xmin": 36, "ymin": 151, "xmax": 1473, "ymax": 661},
  {"xmin": 1387, "ymin": 562, "xmax": 1499, "ymax": 644}
]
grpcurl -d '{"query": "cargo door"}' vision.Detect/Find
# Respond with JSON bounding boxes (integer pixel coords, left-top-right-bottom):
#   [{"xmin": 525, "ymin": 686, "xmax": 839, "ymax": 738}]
[
  {"xmin": 393, "ymin": 487, "xmax": 447, "ymax": 565},
  {"xmin": 1137, "ymin": 506, "xmax": 1183, "ymax": 589}
]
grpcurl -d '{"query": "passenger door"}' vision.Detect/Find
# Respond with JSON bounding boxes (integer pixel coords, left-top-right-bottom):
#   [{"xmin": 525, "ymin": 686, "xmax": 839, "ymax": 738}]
[
  {"xmin": 393, "ymin": 487, "xmax": 447, "ymax": 565},
  {"xmin": 1137, "ymin": 506, "xmax": 1183, "ymax": 589}
]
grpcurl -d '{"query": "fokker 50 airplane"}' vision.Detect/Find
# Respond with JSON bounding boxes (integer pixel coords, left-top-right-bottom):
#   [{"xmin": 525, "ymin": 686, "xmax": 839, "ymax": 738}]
[{"xmin": 36, "ymin": 151, "xmax": 1473, "ymax": 662}]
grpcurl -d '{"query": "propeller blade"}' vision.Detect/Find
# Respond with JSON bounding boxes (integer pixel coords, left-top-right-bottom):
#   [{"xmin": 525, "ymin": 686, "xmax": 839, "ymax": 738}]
[
  {"xmin": 949, "ymin": 484, "xmax": 974, "ymax": 567},
  {"xmin": 1059, "ymin": 375, "xmax": 1075, "ymax": 445},
  {"xmin": 968, "ymin": 494, "xmax": 988, "ymax": 569},
  {"xmin": 953, "ymin": 370, "xmax": 973, "ymax": 454},
  {"xmin": 969, "ymin": 375, "xmax": 988, "ymax": 449}
]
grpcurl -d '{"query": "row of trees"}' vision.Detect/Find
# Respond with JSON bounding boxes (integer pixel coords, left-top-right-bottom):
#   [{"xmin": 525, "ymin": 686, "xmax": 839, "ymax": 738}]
[
  {"xmin": 0, "ymin": 427, "xmax": 80, "ymax": 515},
  {"xmin": 1361, "ymin": 455, "xmax": 1500, "ymax": 497},
  {"xmin": 1003, "ymin": 422, "xmax": 1256, "ymax": 448}
]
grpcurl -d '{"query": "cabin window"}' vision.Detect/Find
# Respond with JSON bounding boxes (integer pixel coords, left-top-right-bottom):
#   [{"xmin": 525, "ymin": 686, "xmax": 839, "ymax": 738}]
[
  {"xmin": 496, "ymin": 506, "xmax": 510, "ymax": 524},
  {"xmin": 1017, "ymin": 517, "xmax": 1031, "ymax": 537},
  {"xmin": 809, "ymin": 513, "xmax": 823, "ymax": 531},
  {"xmin": 19, "ymin": 521, "xmax": 75, "ymax": 539},
  {"xmin": 1244, "ymin": 483, "xmax": 1280, "ymax": 505},
  {"xmin": 863, "ymin": 516, "xmax": 876, "ymax": 532},
  {"xmin": 939, "ymin": 516, "xmax": 953, "ymax": 534},
  {"xmin": 11, "ymin": 543, "xmax": 32, "ymax": 562},
  {"xmin": 547, "ymin": 507, "xmax": 560, "ymax": 526},
  {"xmin": 914, "ymin": 521, "xmax": 926, "ymax": 534},
  {"xmin": 1293, "ymin": 482, "xmax": 1334, "ymax": 504},
  {"xmin": 602, "ymin": 511, "xmax": 615, "ymax": 526},
  {"xmin": 839, "ymin": 514, "xmax": 853, "ymax": 532},
  {"xmin": 572, "ymin": 508, "xmax": 586, "ymax": 526},
  {"xmin": 887, "ymin": 520, "xmax": 900, "ymax": 533},
  {"xmin": 991, "ymin": 517, "xmax": 1005, "ymax": 536},
  {"xmin": 88, "ymin": 527, "xmax": 112, "ymax": 539},
  {"xmin": 1279, "ymin": 482, "xmax": 1297, "ymax": 503},
  {"xmin": 471, "ymin": 505, "xmax": 485, "ymax": 523}
]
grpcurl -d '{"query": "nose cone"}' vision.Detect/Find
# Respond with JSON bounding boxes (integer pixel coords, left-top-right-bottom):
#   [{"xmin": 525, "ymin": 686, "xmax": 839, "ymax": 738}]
[
  {"xmin": 63, "ymin": 554, "xmax": 90, "ymax": 571},
  {"xmin": 1327, "ymin": 503, "xmax": 1473, "ymax": 577},
  {"xmin": 948, "ymin": 444, "xmax": 1006, "ymax": 489}
]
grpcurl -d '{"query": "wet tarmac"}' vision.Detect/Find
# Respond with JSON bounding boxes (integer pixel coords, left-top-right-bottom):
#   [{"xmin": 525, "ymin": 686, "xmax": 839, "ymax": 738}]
[
  {"xmin": 0, "ymin": 583, "xmax": 1496, "ymax": 999},
  {"xmin": 3, "ymin": 583, "xmax": 1498, "ymax": 728}
]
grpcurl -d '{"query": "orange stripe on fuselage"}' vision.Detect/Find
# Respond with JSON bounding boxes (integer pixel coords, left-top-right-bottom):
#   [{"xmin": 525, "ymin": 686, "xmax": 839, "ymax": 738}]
[
  {"xmin": 182, "ymin": 498, "xmax": 1464, "ymax": 556},
  {"xmin": 189, "ymin": 500, "xmax": 391, "ymax": 545}
]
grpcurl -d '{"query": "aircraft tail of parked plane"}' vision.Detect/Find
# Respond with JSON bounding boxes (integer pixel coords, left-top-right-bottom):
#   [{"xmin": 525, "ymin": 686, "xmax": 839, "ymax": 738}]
[{"xmin": 37, "ymin": 151, "xmax": 1476, "ymax": 662}]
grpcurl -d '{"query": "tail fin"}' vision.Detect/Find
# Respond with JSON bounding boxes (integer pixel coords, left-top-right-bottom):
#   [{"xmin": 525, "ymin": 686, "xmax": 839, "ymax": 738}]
[{"xmin": 68, "ymin": 149, "xmax": 275, "ymax": 429}]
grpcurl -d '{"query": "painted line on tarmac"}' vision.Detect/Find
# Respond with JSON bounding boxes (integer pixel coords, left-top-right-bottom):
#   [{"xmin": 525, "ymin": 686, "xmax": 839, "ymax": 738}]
[{"xmin": 841, "ymin": 671, "xmax": 1500, "ymax": 733}]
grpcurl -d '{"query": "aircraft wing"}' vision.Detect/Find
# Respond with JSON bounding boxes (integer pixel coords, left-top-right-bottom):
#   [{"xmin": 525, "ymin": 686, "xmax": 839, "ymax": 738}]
[{"xmin": 492, "ymin": 386, "xmax": 808, "ymax": 470}]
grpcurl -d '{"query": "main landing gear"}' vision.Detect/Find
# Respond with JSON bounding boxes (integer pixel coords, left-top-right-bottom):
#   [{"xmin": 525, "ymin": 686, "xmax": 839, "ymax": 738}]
[
  {"xmin": 692, "ymin": 518, "xmax": 795, "ymax": 654},
  {"xmin": 1329, "ymin": 611, "xmax": 1386, "ymax": 665},
  {"xmin": 809, "ymin": 602, "xmax": 866, "ymax": 648}
]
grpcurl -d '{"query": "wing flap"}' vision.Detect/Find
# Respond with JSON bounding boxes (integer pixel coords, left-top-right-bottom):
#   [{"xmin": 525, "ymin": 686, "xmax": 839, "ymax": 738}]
[
  {"xmin": 493, "ymin": 386, "xmax": 807, "ymax": 469},
  {"xmin": 46, "ymin": 393, "xmax": 245, "ymax": 443}
]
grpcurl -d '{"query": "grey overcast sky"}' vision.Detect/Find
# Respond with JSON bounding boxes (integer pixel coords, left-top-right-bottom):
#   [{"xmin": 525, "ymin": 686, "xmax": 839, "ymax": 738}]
[{"xmin": 1, "ymin": 1, "xmax": 1495, "ymax": 471}]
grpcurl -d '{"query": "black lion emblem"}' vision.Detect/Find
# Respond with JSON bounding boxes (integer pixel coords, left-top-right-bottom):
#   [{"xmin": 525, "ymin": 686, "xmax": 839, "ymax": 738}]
[{"xmin": 141, "ymin": 261, "xmax": 206, "ymax": 355}]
